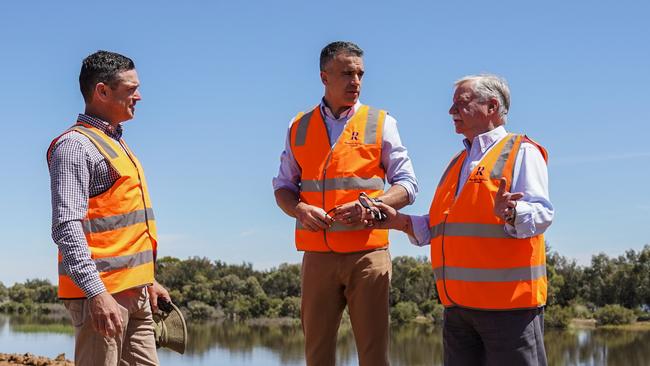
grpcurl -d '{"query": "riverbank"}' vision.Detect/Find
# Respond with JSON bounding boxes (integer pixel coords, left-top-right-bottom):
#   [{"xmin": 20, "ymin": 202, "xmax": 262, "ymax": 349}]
[{"xmin": 0, "ymin": 353, "xmax": 72, "ymax": 366}]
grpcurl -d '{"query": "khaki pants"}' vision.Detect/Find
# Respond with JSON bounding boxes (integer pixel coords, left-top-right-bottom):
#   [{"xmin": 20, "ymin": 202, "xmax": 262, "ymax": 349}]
[
  {"xmin": 63, "ymin": 287, "xmax": 159, "ymax": 366},
  {"xmin": 301, "ymin": 249, "xmax": 392, "ymax": 366}
]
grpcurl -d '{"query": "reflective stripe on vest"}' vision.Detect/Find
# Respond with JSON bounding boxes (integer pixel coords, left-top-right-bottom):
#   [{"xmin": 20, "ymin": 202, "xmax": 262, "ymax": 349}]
[
  {"xmin": 59, "ymin": 250, "xmax": 154, "ymax": 275},
  {"xmin": 290, "ymin": 105, "xmax": 388, "ymax": 253},
  {"xmin": 430, "ymin": 222, "xmax": 511, "ymax": 239},
  {"xmin": 81, "ymin": 208, "xmax": 155, "ymax": 233},
  {"xmin": 48, "ymin": 122, "xmax": 157, "ymax": 298},
  {"xmin": 300, "ymin": 177, "xmax": 385, "ymax": 192},
  {"xmin": 428, "ymin": 133, "xmax": 548, "ymax": 310},
  {"xmin": 433, "ymin": 265, "xmax": 546, "ymax": 283}
]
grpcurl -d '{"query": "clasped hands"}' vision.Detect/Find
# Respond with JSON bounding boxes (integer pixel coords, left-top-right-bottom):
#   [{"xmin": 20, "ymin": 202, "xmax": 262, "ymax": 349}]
[
  {"xmin": 296, "ymin": 178, "xmax": 524, "ymax": 233},
  {"xmin": 295, "ymin": 194, "xmax": 387, "ymax": 232}
]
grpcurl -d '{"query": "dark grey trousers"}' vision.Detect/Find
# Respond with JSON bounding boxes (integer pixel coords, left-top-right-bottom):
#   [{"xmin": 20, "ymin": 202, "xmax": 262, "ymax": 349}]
[{"xmin": 443, "ymin": 307, "xmax": 547, "ymax": 366}]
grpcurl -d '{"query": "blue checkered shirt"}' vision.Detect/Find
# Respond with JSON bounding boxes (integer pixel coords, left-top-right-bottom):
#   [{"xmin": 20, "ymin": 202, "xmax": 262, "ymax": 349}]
[{"xmin": 49, "ymin": 114, "xmax": 125, "ymax": 298}]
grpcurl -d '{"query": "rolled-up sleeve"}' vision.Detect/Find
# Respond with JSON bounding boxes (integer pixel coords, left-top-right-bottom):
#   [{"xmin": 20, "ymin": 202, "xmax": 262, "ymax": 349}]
[
  {"xmin": 49, "ymin": 138, "xmax": 106, "ymax": 298},
  {"xmin": 407, "ymin": 214, "xmax": 431, "ymax": 246},
  {"xmin": 382, "ymin": 115, "xmax": 418, "ymax": 204},
  {"xmin": 505, "ymin": 142, "xmax": 554, "ymax": 238},
  {"xmin": 272, "ymin": 121, "xmax": 301, "ymax": 193}
]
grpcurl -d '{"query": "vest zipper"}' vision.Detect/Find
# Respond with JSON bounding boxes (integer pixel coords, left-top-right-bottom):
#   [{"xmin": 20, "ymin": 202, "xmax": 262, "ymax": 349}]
[
  {"xmin": 321, "ymin": 151, "xmax": 335, "ymax": 252},
  {"xmin": 440, "ymin": 213, "xmax": 459, "ymax": 307}
]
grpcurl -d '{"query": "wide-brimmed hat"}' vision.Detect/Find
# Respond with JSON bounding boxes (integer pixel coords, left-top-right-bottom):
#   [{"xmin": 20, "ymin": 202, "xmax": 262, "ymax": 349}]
[{"xmin": 153, "ymin": 300, "xmax": 187, "ymax": 354}]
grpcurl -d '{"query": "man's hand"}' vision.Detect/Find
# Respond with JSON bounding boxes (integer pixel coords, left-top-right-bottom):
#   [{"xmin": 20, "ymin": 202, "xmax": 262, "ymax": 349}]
[
  {"xmin": 88, "ymin": 291, "xmax": 124, "ymax": 338},
  {"xmin": 148, "ymin": 280, "xmax": 171, "ymax": 313},
  {"xmin": 332, "ymin": 201, "xmax": 369, "ymax": 225},
  {"xmin": 494, "ymin": 178, "xmax": 524, "ymax": 224},
  {"xmin": 296, "ymin": 202, "xmax": 334, "ymax": 231}
]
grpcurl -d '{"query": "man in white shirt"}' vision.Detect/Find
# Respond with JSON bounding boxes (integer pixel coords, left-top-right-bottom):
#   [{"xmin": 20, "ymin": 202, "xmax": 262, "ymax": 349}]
[
  {"xmin": 273, "ymin": 41, "xmax": 418, "ymax": 366},
  {"xmin": 370, "ymin": 74, "xmax": 553, "ymax": 366}
]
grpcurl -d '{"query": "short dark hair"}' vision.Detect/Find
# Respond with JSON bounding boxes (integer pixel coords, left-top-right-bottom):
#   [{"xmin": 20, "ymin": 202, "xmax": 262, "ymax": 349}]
[
  {"xmin": 79, "ymin": 51, "xmax": 135, "ymax": 103},
  {"xmin": 319, "ymin": 41, "xmax": 364, "ymax": 71}
]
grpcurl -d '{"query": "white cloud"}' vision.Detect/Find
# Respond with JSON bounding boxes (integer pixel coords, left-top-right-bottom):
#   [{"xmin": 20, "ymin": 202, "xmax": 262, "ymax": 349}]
[{"xmin": 239, "ymin": 230, "xmax": 256, "ymax": 237}]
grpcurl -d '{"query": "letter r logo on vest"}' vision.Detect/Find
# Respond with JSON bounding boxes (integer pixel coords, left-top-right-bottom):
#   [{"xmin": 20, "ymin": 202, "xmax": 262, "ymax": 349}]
[
  {"xmin": 351, "ymin": 131, "xmax": 359, "ymax": 141},
  {"xmin": 469, "ymin": 166, "xmax": 488, "ymax": 183}
]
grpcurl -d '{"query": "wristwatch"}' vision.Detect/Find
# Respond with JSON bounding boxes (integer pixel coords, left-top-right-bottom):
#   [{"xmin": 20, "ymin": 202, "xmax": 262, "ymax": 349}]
[{"xmin": 505, "ymin": 207, "xmax": 516, "ymax": 225}]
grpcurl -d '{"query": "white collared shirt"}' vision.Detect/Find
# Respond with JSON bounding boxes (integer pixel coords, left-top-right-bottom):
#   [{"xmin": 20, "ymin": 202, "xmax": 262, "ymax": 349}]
[
  {"xmin": 272, "ymin": 100, "xmax": 418, "ymax": 203},
  {"xmin": 409, "ymin": 126, "xmax": 554, "ymax": 244}
]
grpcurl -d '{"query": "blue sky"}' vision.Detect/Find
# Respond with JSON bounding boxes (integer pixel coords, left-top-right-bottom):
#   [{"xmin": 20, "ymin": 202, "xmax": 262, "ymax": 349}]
[{"xmin": 0, "ymin": 0, "xmax": 648, "ymax": 285}]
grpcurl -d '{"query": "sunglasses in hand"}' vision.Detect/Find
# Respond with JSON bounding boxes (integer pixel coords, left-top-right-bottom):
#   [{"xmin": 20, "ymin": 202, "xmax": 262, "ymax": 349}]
[{"xmin": 358, "ymin": 192, "xmax": 387, "ymax": 222}]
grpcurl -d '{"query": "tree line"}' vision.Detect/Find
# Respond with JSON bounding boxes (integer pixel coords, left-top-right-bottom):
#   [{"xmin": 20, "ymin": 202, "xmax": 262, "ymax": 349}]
[{"xmin": 1, "ymin": 244, "xmax": 649, "ymax": 326}]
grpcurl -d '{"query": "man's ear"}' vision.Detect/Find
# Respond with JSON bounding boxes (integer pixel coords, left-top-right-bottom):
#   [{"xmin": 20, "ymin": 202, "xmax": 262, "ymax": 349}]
[
  {"xmin": 94, "ymin": 82, "xmax": 109, "ymax": 102},
  {"xmin": 487, "ymin": 97, "xmax": 500, "ymax": 116},
  {"xmin": 320, "ymin": 71, "xmax": 328, "ymax": 86}
]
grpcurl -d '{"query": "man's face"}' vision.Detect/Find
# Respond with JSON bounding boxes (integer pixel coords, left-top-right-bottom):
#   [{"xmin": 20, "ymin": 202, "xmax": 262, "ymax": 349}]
[
  {"xmin": 448, "ymin": 81, "xmax": 494, "ymax": 140},
  {"xmin": 104, "ymin": 69, "xmax": 141, "ymax": 123},
  {"xmin": 321, "ymin": 53, "xmax": 364, "ymax": 111}
]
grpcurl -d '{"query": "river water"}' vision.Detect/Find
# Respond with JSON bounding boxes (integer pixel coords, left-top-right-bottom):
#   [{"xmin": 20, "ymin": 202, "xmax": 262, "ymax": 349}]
[{"xmin": 1, "ymin": 315, "xmax": 649, "ymax": 365}]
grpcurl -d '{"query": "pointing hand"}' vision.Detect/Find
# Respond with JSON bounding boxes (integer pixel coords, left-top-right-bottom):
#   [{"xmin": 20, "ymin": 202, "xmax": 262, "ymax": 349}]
[{"xmin": 494, "ymin": 178, "xmax": 523, "ymax": 224}]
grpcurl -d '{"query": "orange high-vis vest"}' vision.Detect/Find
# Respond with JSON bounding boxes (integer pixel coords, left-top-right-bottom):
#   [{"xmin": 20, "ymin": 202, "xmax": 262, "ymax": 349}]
[
  {"xmin": 290, "ymin": 105, "xmax": 388, "ymax": 252},
  {"xmin": 47, "ymin": 122, "xmax": 157, "ymax": 299},
  {"xmin": 429, "ymin": 133, "xmax": 548, "ymax": 310}
]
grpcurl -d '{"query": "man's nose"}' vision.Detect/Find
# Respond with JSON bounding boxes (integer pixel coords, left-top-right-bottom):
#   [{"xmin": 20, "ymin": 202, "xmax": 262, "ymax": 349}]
[
  {"xmin": 134, "ymin": 90, "xmax": 142, "ymax": 100},
  {"xmin": 351, "ymin": 74, "xmax": 361, "ymax": 85},
  {"xmin": 449, "ymin": 103, "xmax": 457, "ymax": 115}
]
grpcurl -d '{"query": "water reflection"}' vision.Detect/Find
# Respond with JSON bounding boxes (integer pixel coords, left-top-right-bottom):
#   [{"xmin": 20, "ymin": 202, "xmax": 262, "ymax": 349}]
[
  {"xmin": 546, "ymin": 328, "xmax": 650, "ymax": 366},
  {"xmin": 2, "ymin": 314, "xmax": 650, "ymax": 366}
]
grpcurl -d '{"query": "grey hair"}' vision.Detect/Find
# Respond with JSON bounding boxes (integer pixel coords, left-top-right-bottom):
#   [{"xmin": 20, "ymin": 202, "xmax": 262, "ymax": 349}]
[
  {"xmin": 455, "ymin": 74, "xmax": 510, "ymax": 123},
  {"xmin": 320, "ymin": 41, "xmax": 364, "ymax": 71}
]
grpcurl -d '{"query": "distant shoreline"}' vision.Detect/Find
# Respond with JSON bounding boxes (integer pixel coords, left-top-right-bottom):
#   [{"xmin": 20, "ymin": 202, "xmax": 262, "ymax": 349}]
[{"xmin": 0, "ymin": 353, "xmax": 72, "ymax": 366}]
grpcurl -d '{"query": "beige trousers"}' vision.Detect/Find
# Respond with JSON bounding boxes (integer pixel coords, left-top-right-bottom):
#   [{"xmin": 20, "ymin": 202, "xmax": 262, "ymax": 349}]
[
  {"xmin": 63, "ymin": 287, "xmax": 159, "ymax": 366},
  {"xmin": 301, "ymin": 249, "xmax": 392, "ymax": 366}
]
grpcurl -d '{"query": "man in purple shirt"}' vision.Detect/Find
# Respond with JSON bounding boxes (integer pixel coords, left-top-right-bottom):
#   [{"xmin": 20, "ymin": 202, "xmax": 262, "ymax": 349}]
[{"xmin": 273, "ymin": 41, "xmax": 418, "ymax": 366}]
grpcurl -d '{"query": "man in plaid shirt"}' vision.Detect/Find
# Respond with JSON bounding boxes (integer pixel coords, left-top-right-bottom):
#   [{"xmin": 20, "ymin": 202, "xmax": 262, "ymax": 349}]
[{"xmin": 48, "ymin": 50, "xmax": 168, "ymax": 365}]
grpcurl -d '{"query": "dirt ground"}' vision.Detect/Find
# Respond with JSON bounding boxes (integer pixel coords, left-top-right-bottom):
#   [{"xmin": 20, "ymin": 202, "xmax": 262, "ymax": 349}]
[{"xmin": 0, "ymin": 353, "xmax": 73, "ymax": 366}]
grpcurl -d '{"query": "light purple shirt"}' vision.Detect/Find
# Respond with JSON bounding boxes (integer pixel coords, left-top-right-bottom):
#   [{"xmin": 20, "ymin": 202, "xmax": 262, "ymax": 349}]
[
  {"xmin": 409, "ymin": 126, "xmax": 553, "ymax": 245},
  {"xmin": 272, "ymin": 100, "xmax": 418, "ymax": 203}
]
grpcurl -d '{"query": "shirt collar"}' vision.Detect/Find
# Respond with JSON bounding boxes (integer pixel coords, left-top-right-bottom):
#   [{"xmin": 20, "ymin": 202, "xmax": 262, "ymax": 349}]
[
  {"xmin": 320, "ymin": 99, "xmax": 361, "ymax": 121},
  {"xmin": 77, "ymin": 114, "xmax": 123, "ymax": 140},
  {"xmin": 463, "ymin": 125, "xmax": 507, "ymax": 153}
]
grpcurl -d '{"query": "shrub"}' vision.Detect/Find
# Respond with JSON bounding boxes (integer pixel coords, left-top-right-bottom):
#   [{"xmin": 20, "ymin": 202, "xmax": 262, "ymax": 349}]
[
  {"xmin": 279, "ymin": 296, "xmax": 301, "ymax": 318},
  {"xmin": 0, "ymin": 301, "xmax": 29, "ymax": 314},
  {"xmin": 0, "ymin": 282, "xmax": 7, "ymax": 302},
  {"xmin": 544, "ymin": 305, "xmax": 572, "ymax": 329},
  {"xmin": 570, "ymin": 303, "xmax": 592, "ymax": 319},
  {"xmin": 634, "ymin": 308, "xmax": 650, "ymax": 322},
  {"xmin": 186, "ymin": 301, "xmax": 217, "ymax": 320},
  {"xmin": 265, "ymin": 298, "xmax": 283, "ymax": 318},
  {"xmin": 430, "ymin": 303, "xmax": 445, "ymax": 324},
  {"xmin": 594, "ymin": 304, "xmax": 636, "ymax": 325},
  {"xmin": 391, "ymin": 301, "xmax": 419, "ymax": 324}
]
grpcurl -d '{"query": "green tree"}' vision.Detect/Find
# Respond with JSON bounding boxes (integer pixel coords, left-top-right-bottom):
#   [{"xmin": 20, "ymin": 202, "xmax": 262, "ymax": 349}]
[
  {"xmin": 390, "ymin": 256, "xmax": 437, "ymax": 309},
  {"xmin": 594, "ymin": 304, "xmax": 636, "ymax": 325},
  {"xmin": 0, "ymin": 282, "xmax": 7, "ymax": 302},
  {"xmin": 279, "ymin": 297, "xmax": 301, "ymax": 318},
  {"xmin": 261, "ymin": 263, "xmax": 301, "ymax": 299},
  {"xmin": 546, "ymin": 249, "xmax": 583, "ymax": 306},
  {"xmin": 391, "ymin": 301, "xmax": 419, "ymax": 324}
]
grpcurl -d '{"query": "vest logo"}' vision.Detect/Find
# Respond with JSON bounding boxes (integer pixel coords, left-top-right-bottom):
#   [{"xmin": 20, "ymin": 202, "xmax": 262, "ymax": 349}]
[
  {"xmin": 469, "ymin": 166, "xmax": 488, "ymax": 183},
  {"xmin": 351, "ymin": 131, "xmax": 359, "ymax": 141}
]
